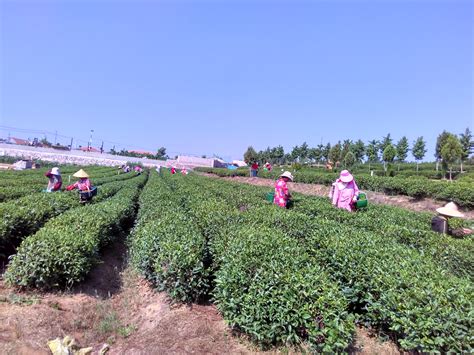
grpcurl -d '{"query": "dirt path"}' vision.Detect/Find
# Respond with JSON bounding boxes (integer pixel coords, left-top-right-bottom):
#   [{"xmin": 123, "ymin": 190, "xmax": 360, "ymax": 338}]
[
  {"xmin": 202, "ymin": 174, "xmax": 474, "ymax": 219},
  {"xmin": 0, "ymin": 236, "xmax": 399, "ymax": 354},
  {"xmin": 0, "ymin": 237, "xmax": 250, "ymax": 355}
]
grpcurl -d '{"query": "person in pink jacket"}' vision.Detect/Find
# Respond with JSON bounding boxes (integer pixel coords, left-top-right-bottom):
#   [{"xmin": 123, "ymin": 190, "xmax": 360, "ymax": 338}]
[{"xmin": 329, "ymin": 170, "xmax": 359, "ymax": 212}]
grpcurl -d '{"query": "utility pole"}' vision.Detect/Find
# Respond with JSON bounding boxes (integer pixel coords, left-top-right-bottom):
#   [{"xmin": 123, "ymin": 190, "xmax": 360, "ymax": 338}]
[
  {"xmin": 88, "ymin": 130, "xmax": 94, "ymax": 151},
  {"xmin": 54, "ymin": 131, "xmax": 58, "ymax": 145},
  {"xmin": 70, "ymin": 138, "xmax": 73, "ymax": 151},
  {"xmin": 100, "ymin": 141, "xmax": 104, "ymax": 154}
]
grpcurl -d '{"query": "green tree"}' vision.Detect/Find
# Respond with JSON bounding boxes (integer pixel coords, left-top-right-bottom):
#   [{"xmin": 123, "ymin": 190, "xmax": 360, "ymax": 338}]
[
  {"xmin": 340, "ymin": 139, "xmax": 352, "ymax": 162},
  {"xmin": 395, "ymin": 136, "xmax": 409, "ymax": 170},
  {"xmin": 412, "ymin": 136, "xmax": 427, "ymax": 172},
  {"xmin": 378, "ymin": 133, "xmax": 393, "ymax": 156},
  {"xmin": 243, "ymin": 146, "xmax": 258, "ymax": 164},
  {"xmin": 315, "ymin": 144, "xmax": 324, "ymax": 164},
  {"xmin": 441, "ymin": 136, "xmax": 463, "ymax": 180},
  {"xmin": 322, "ymin": 143, "xmax": 331, "ymax": 162},
  {"xmin": 299, "ymin": 142, "xmax": 309, "ymax": 162},
  {"xmin": 343, "ymin": 151, "xmax": 356, "ymax": 168},
  {"xmin": 40, "ymin": 137, "xmax": 52, "ymax": 147},
  {"xmin": 156, "ymin": 147, "xmax": 167, "ymax": 159},
  {"xmin": 329, "ymin": 142, "xmax": 342, "ymax": 166},
  {"xmin": 352, "ymin": 139, "xmax": 365, "ymax": 163},
  {"xmin": 366, "ymin": 140, "xmax": 379, "ymax": 170},
  {"xmin": 274, "ymin": 145, "xmax": 285, "ymax": 164},
  {"xmin": 290, "ymin": 145, "xmax": 300, "ymax": 163},
  {"xmin": 435, "ymin": 130, "xmax": 455, "ymax": 171},
  {"xmin": 260, "ymin": 147, "xmax": 272, "ymax": 163},
  {"xmin": 382, "ymin": 144, "xmax": 397, "ymax": 171},
  {"xmin": 459, "ymin": 127, "xmax": 473, "ymax": 173},
  {"xmin": 308, "ymin": 147, "xmax": 321, "ymax": 164}
]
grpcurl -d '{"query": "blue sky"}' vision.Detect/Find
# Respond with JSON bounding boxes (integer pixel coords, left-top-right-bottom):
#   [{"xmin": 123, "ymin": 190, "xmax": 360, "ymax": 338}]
[{"xmin": 0, "ymin": 0, "xmax": 472, "ymax": 161}]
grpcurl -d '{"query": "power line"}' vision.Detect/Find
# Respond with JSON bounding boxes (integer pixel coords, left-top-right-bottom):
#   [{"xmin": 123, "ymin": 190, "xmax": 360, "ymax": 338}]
[{"xmin": 0, "ymin": 124, "xmax": 208, "ymax": 157}]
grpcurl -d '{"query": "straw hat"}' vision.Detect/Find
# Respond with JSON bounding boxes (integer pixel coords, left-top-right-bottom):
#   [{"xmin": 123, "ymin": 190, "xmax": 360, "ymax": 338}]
[
  {"xmin": 51, "ymin": 167, "xmax": 61, "ymax": 176},
  {"xmin": 436, "ymin": 202, "xmax": 464, "ymax": 218},
  {"xmin": 280, "ymin": 171, "xmax": 294, "ymax": 181},
  {"xmin": 73, "ymin": 169, "xmax": 89, "ymax": 178},
  {"xmin": 339, "ymin": 170, "xmax": 354, "ymax": 183}
]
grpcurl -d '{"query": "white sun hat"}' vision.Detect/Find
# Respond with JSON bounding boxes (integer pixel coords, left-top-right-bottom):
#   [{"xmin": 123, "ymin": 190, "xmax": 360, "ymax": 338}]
[
  {"xmin": 280, "ymin": 171, "xmax": 294, "ymax": 181},
  {"xmin": 51, "ymin": 167, "xmax": 61, "ymax": 175},
  {"xmin": 436, "ymin": 202, "xmax": 465, "ymax": 218}
]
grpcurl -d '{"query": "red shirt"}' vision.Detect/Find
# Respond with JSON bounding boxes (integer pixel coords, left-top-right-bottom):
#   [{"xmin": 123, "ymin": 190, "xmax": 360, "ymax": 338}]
[
  {"xmin": 251, "ymin": 163, "xmax": 259, "ymax": 170},
  {"xmin": 45, "ymin": 171, "xmax": 62, "ymax": 191},
  {"xmin": 72, "ymin": 178, "xmax": 91, "ymax": 191}
]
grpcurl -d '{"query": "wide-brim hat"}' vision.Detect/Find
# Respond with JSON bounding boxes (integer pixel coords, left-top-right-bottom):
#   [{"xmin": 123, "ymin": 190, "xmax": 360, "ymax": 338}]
[
  {"xmin": 339, "ymin": 170, "xmax": 354, "ymax": 183},
  {"xmin": 51, "ymin": 167, "xmax": 61, "ymax": 175},
  {"xmin": 436, "ymin": 202, "xmax": 464, "ymax": 218},
  {"xmin": 73, "ymin": 169, "xmax": 89, "ymax": 178},
  {"xmin": 280, "ymin": 171, "xmax": 294, "ymax": 181}
]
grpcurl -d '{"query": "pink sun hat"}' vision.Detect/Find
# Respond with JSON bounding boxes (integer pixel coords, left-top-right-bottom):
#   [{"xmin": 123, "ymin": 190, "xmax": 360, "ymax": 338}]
[{"xmin": 339, "ymin": 170, "xmax": 354, "ymax": 183}]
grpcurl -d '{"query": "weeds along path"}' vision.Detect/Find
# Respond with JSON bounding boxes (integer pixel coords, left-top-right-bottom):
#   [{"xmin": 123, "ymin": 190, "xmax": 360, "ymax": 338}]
[{"xmin": 201, "ymin": 173, "xmax": 474, "ymax": 219}]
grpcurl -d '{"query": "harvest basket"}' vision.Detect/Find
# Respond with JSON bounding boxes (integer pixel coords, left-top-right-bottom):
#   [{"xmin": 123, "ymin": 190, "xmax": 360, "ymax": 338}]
[
  {"xmin": 79, "ymin": 186, "xmax": 98, "ymax": 200},
  {"xmin": 355, "ymin": 192, "xmax": 368, "ymax": 209},
  {"xmin": 265, "ymin": 192, "xmax": 275, "ymax": 202}
]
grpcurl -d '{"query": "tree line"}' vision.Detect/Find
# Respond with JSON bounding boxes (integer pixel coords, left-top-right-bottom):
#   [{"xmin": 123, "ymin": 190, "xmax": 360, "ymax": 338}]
[{"xmin": 243, "ymin": 128, "xmax": 473, "ymax": 173}]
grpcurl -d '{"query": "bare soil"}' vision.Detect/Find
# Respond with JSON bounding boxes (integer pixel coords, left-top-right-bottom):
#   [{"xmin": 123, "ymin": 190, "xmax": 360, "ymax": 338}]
[
  {"xmin": 0, "ymin": 237, "xmax": 250, "ymax": 354},
  {"xmin": 202, "ymin": 174, "xmax": 474, "ymax": 219},
  {"xmin": 0, "ymin": 236, "xmax": 400, "ymax": 354}
]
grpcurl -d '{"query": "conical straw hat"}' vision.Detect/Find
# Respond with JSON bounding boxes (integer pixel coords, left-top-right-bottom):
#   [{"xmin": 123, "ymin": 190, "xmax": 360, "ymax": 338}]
[
  {"xmin": 73, "ymin": 169, "xmax": 89, "ymax": 178},
  {"xmin": 436, "ymin": 202, "xmax": 464, "ymax": 218}
]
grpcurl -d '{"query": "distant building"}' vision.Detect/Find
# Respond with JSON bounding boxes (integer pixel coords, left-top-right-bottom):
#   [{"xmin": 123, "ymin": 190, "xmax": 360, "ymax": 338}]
[
  {"xmin": 176, "ymin": 155, "xmax": 227, "ymax": 168},
  {"xmin": 78, "ymin": 146, "xmax": 101, "ymax": 153},
  {"xmin": 8, "ymin": 137, "xmax": 30, "ymax": 146},
  {"xmin": 128, "ymin": 150, "xmax": 154, "ymax": 156},
  {"xmin": 232, "ymin": 160, "xmax": 247, "ymax": 167}
]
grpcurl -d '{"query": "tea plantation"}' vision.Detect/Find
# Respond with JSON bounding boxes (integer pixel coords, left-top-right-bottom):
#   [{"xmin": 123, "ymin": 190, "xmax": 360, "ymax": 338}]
[{"xmin": 1, "ymin": 168, "xmax": 473, "ymax": 352}]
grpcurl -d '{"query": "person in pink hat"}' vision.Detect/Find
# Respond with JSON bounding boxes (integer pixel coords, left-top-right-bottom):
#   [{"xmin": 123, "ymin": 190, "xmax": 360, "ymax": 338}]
[{"xmin": 329, "ymin": 170, "xmax": 359, "ymax": 212}]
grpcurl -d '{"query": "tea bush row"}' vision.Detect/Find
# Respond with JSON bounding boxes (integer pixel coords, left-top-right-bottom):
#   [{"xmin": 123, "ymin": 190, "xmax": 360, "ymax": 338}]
[
  {"xmin": 4, "ymin": 173, "xmax": 148, "ymax": 288},
  {"xmin": 187, "ymin": 174, "xmax": 474, "ymax": 352},
  {"xmin": 0, "ymin": 171, "xmax": 144, "ymax": 250},
  {"xmin": 198, "ymin": 168, "xmax": 474, "ymax": 207}
]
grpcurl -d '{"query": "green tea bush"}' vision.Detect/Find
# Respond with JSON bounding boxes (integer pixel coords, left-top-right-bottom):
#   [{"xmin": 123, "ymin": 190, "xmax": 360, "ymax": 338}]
[
  {"xmin": 305, "ymin": 221, "xmax": 473, "ymax": 352},
  {"xmin": 187, "ymin": 174, "xmax": 474, "ymax": 351},
  {"xmin": 130, "ymin": 172, "xmax": 211, "ymax": 303},
  {"xmin": 213, "ymin": 226, "xmax": 354, "ymax": 351},
  {"xmin": 0, "ymin": 173, "xmax": 145, "ymax": 250},
  {"xmin": 198, "ymin": 168, "xmax": 474, "ymax": 207},
  {"xmin": 4, "ymin": 174, "xmax": 147, "ymax": 288}
]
